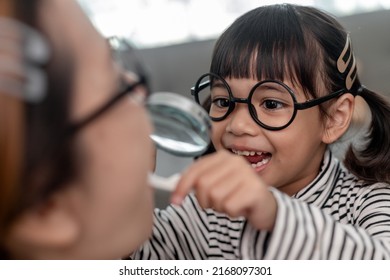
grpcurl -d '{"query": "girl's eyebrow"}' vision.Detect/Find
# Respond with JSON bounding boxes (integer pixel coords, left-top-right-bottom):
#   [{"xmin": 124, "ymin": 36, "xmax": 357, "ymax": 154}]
[
  {"xmin": 259, "ymin": 82, "xmax": 280, "ymax": 89},
  {"xmin": 210, "ymin": 81, "xmax": 225, "ymax": 88},
  {"xmin": 211, "ymin": 83, "xmax": 224, "ymax": 88}
]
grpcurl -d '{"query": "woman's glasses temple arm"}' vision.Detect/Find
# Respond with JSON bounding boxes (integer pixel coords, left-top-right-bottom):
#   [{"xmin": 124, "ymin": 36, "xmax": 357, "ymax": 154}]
[{"xmin": 66, "ymin": 78, "xmax": 146, "ymax": 135}]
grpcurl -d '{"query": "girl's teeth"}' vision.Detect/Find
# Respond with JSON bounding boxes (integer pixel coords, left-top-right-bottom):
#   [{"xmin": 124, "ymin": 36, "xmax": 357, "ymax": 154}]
[
  {"xmin": 232, "ymin": 149, "xmax": 263, "ymax": 156},
  {"xmin": 250, "ymin": 157, "xmax": 270, "ymax": 168},
  {"xmin": 231, "ymin": 149, "xmax": 270, "ymax": 169}
]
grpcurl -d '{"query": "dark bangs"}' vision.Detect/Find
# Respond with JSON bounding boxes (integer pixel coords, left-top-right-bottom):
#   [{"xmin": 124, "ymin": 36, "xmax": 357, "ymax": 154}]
[{"xmin": 211, "ymin": 4, "xmax": 333, "ymax": 99}]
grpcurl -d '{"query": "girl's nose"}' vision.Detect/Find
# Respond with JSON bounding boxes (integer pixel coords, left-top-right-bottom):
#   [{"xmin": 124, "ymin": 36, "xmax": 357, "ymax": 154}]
[{"xmin": 225, "ymin": 104, "xmax": 258, "ymax": 136}]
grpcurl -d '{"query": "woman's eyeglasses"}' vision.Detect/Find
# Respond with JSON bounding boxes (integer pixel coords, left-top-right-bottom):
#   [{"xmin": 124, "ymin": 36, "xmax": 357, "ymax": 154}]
[{"xmin": 67, "ymin": 75, "xmax": 147, "ymax": 135}]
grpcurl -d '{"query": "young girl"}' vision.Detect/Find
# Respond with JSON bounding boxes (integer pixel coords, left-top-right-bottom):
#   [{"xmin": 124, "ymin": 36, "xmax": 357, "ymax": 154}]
[
  {"xmin": 0, "ymin": 0, "xmax": 154, "ymax": 259},
  {"xmin": 131, "ymin": 4, "xmax": 390, "ymax": 259}
]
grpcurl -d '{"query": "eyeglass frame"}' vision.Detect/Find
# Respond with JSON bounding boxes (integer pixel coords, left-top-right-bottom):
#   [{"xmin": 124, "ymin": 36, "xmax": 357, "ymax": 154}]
[
  {"xmin": 191, "ymin": 72, "xmax": 348, "ymax": 131},
  {"xmin": 67, "ymin": 74, "xmax": 147, "ymax": 135}
]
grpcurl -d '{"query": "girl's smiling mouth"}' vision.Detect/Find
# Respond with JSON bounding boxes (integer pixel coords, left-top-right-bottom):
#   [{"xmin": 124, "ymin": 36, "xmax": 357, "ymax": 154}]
[{"xmin": 231, "ymin": 149, "xmax": 272, "ymax": 171}]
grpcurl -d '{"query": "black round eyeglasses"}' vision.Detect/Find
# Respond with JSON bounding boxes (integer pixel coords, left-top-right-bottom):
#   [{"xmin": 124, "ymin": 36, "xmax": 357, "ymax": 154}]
[{"xmin": 191, "ymin": 73, "xmax": 347, "ymax": 131}]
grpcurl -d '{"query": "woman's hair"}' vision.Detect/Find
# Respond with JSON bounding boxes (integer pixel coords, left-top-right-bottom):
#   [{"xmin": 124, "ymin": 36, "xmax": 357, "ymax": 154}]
[
  {"xmin": 207, "ymin": 4, "xmax": 390, "ymax": 183},
  {"xmin": 0, "ymin": 0, "xmax": 77, "ymax": 258}
]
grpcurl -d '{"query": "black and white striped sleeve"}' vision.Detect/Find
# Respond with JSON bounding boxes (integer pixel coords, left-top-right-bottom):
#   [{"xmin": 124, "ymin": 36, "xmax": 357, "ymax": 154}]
[
  {"xmin": 131, "ymin": 194, "xmax": 244, "ymax": 259},
  {"xmin": 240, "ymin": 186, "xmax": 390, "ymax": 259}
]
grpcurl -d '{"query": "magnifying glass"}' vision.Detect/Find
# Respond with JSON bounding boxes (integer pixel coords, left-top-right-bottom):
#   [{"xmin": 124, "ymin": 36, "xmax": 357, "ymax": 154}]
[
  {"xmin": 146, "ymin": 92, "xmax": 212, "ymax": 191},
  {"xmin": 146, "ymin": 92, "xmax": 212, "ymax": 157}
]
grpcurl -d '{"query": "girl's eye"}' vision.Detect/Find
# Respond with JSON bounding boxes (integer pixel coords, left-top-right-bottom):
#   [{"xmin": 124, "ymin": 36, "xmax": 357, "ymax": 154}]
[
  {"xmin": 263, "ymin": 99, "xmax": 284, "ymax": 110},
  {"xmin": 213, "ymin": 98, "xmax": 230, "ymax": 108}
]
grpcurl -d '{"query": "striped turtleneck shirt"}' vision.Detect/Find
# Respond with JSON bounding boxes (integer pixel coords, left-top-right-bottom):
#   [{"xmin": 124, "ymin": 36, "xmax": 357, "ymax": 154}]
[{"xmin": 131, "ymin": 150, "xmax": 390, "ymax": 259}]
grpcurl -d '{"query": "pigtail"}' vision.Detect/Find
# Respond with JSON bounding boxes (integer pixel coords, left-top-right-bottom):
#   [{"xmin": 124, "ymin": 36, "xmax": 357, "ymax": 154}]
[{"xmin": 344, "ymin": 87, "xmax": 390, "ymax": 183}]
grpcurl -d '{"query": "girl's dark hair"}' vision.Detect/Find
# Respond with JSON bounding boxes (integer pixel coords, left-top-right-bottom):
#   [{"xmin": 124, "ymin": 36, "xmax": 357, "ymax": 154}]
[
  {"xmin": 207, "ymin": 4, "xmax": 390, "ymax": 183},
  {"xmin": 0, "ymin": 0, "xmax": 77, "ymax": 258}
]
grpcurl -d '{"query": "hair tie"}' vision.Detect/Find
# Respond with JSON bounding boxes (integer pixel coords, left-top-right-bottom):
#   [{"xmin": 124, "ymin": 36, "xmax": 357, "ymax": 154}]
[{"xmin": 356, "ymin": 85, "xmax": 365, "ymax": 96}]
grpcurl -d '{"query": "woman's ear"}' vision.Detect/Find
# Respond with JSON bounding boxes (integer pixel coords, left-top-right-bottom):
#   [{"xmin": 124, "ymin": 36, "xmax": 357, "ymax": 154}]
[
  {"xmin": 5, "ymin": 192, "xmax": 80, "ymax": 258},
  {"xmin": 322, "ymin": 93, "xmax": 355, "ymax": 144}
]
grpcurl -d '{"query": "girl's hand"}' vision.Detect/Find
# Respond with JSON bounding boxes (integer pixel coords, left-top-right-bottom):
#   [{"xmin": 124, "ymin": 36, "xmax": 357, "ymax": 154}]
[{"xmin": 171, "ymin": 150, "xmax": 278, "ymax": 231}]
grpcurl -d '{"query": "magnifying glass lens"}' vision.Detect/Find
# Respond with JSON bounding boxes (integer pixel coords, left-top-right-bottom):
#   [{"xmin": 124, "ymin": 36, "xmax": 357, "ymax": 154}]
[{"xmin": 146, "ymin": 92, "xmax": 212, "ymax": 157}]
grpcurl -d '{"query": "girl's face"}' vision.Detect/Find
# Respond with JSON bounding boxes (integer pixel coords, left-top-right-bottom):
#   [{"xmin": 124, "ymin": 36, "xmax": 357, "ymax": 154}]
[
  {"xmin": 38, "ymin": 0, "xmax": 154, "ymax": 259},
  {"xmin": 211, "ymin": 77, "xmax": 328, "ymax": 195}
]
